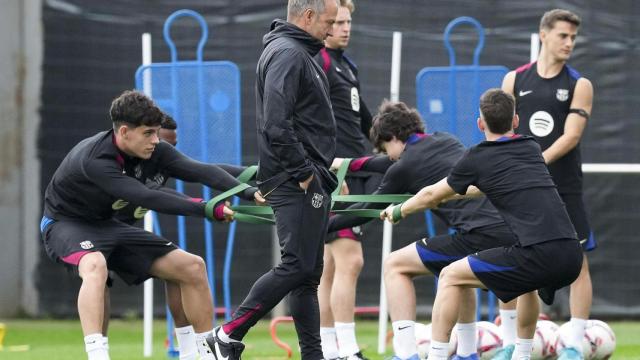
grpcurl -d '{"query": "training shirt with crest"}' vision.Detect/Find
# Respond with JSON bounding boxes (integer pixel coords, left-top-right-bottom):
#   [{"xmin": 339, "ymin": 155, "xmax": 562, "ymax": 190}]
[
  {"xmin": 513, "ymin": 62, "xmax": 583, "ymax": 194},
  {"xmin": 315, "ymin": 47, "xmax": 372, "ymax": 159}
]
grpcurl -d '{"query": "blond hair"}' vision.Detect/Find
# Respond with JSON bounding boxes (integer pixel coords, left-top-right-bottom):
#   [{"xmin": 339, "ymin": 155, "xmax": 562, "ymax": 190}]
[{"xmin": 339, "ymin": 0, "xmax": 354, "ymax": 13}]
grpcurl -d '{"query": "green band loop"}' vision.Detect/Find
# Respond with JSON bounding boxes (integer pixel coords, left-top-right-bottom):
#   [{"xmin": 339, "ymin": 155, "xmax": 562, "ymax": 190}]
[{"xmin": 206, "ymin": 183, "xmax": 252, "ymax": 219}]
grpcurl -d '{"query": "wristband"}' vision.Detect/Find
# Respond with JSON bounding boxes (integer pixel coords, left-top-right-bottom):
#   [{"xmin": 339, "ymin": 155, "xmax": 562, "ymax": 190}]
[
  {"xmin": 392, "ymin": 203, "xmax": 404, "ymax": 222},
  {"xmin": 205, "ymin": 200, "xmax": 225, "ymax": 221}
]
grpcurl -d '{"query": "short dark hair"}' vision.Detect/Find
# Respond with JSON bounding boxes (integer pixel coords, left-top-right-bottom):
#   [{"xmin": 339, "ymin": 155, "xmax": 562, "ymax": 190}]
[
  {"xmin": 110, "ymin": 90, "xmax": 164, "ymax": 129},
  {"xmin": 479, "ymin": 89, "xmax": 515, "ymax": 134},
  {"xmin": 540, "ymin": 9, "xmax": 581, "ymax": 31},
  {"xmin": 161, "ymin": 114, "xmax": 177, "ymax": 130},
  {"xmin": 370, "ymin": 100, "xmax": 425, "ymax": 152}
]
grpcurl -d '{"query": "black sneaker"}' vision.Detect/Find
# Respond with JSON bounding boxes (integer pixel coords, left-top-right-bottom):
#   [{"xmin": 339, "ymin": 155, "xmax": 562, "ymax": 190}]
[
  {"xmin": 340, "ymin": 351, "xmax": 369, "ymax": 360},
  {"xmin": 205, "ymin": 329, "xmax": 245, "ymax": 360}
]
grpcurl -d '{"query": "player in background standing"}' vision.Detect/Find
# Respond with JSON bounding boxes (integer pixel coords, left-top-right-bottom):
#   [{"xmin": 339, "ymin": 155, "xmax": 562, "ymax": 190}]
[
  {"xmin": 500, "ymin": 9, "xmax": 594, "ymax": 360},
  {"xmin": 314, "ymin": 1, "xmax": 377, "ymax": 358}
]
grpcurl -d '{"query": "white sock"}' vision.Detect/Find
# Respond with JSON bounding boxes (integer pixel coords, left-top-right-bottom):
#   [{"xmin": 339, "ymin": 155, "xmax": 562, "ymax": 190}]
[
  {"xmin": 335, "ymin": 322, "xmax": 359, "ymax": 357},
  {"xmin": 215, "ymin": 326, "xmax": 240, "ymax": 343},
  {"xmin": 392, "ymin": 320, "xmax": 417, "ymax": 359},
  {"xmin": 500, "ymin": 309, "xmax": 517, "ymax": 347},
  {"xmin": 101, "ymin": 336, "xmax": 109, "ymax": 351},
  {"xmin": 567, "ymin": 317, "xmax": 587, "ymax": 350},
  {"xmin": 428, "ymin": 340, "xmax": 450, "ymax": 360},
  {"xmin": 85, "ymin": 333, "xmax": 110, "ymax": 360},
  {"xmin": 195, "ymin": 330, "xmax": 215, "ymax": 360},
  {"xmin": 456, "ymin": 322, "xmax": 477, "ymax": 356},
  {"xmin": 320, "ymin": 327, "xmax": 340, "ymax": 359},
  {"xmin": 175, "ymin": 325, "xmax": 198, "ymax": 360},
  {"xmin": 515, "ymin": 337, "xmax": 533, "ymax": 360}
]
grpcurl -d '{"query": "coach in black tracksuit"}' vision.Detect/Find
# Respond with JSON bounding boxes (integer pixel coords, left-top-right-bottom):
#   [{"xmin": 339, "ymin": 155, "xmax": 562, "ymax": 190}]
[{"xmin": 209, "ymin": 4, "xmax": 339, "ymax": 360}]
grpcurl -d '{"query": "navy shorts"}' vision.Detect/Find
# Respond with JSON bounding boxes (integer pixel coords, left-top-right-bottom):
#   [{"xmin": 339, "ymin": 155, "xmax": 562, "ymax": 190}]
[
  {"xmin": 327, "ymin": 173, "xmax": 382, "ymax": 243},
  {"xmin": 41, "ymin": 216, "xmax": 178, "ymax": 285},
  {"xmin": 469, "ymin": 238, "xmax": 583, "ymax": 303},
  {"xmin": 416, "ymin": 224, "xmax": 517, "ymax": 276},
  {"xmin": 561, "ymin": 193, "xmax": 596, "ymax": 251}
]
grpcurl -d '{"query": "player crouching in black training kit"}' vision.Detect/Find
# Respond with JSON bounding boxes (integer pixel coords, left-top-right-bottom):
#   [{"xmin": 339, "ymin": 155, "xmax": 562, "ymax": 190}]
[
  {"xmin": 330, "ymin": 100, "xmax": 519, "ymax": 360},
  {"xmin": 381, "ymin": 89, "xmax": 582, "ymax": 360},
  {"xmin": 106, "ymin": 112, "xmax": 263, "ymax": 360},
  {"xmin": 40, "ymin": 90, "xmax": 262, "ymax": 360}
]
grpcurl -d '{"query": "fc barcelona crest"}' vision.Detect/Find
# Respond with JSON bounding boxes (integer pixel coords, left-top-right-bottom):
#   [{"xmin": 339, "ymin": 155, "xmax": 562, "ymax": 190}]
[
  {"xmin": 556, "ymin": 89, "xmax": 569, "ymax": 102},
  {"xmin": 311, "ymin": 193, "xmax": 324, "ymax": 208}
]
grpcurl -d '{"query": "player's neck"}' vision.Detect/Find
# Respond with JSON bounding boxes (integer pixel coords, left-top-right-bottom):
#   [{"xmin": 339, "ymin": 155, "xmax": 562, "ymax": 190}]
[
  {"xmin": 486, "ymin": 130, "xmax": 515, "ymax": 141},
  {"xmin": 536, "ymin": 50, "xmax": 565, "ymax": 78},
  {"xmin": 113, "ymin": 133, "xmax": 136, "ymax": 158}
]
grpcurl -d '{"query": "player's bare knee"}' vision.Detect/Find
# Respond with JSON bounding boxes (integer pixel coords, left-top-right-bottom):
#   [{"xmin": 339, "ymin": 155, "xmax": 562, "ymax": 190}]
[
  {"xmin": 179, "ymin": 254, "xmax": 207, "ymax": 284},
  {"xmin": 383, "ymin": 252, "xmax": 401, "ymax": 279},
  {"xmin": 78, "ymin": 252, "xmax": 108, "ymax": 281},
  {"xmin": 341, "ymin": 252, "xmax": 364, "ymax": 275},
  {"xmin": 438, "ymin": 265, "xmax": 461, "ymax": 288}
]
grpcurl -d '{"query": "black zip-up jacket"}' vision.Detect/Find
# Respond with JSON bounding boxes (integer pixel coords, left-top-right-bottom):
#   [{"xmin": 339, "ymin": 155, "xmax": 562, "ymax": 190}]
[
  {"xmin": 44, "ymin": 130, "xmax": 255, "ymax": 221},
  {"xmin": 255, "ymin": 19, "xmax": 338, "ymax": 193}
]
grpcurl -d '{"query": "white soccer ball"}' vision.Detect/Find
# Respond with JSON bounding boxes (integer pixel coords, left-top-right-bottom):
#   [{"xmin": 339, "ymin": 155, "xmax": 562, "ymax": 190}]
[
  {"xmin": 415, "ymin": 322, "xmax": 457, "ymax": 359},
  {"xmin": 531, "ymin": 320, "xmax": 559, "ymax": 359},
  {"xmin": 551, "ymin": 321, "xmax": 596, "ymax": 359},
  {"xmin": 585, "ymin": 320, "xmax": 616, "ymax": 360},
  {"xmin": 476, "ymin": 321, "xmax": 502, "ymax": 359}
]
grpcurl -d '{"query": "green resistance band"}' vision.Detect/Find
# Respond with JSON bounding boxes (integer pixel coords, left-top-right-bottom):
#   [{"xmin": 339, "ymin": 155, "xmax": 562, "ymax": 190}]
[
  {"xmin": 236, "ymin": 165, "xmax": 258, "ymax": 183},
  {"xmin": 206, "ymin": 183, "xmax": 275, "ymax": 225},
  {"xmin": 331, "ymin": 158, "xmax": 352, "ymax": 198},
  {"xmin": 332, "ymin": 194, "xmax": 413, "ymax": 203}
]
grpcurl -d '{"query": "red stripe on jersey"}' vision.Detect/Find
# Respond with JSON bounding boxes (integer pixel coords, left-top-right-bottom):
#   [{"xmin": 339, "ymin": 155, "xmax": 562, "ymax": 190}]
[{"xmin": 515, "ymin": 62, "xmax": 535, "ymax": 73}]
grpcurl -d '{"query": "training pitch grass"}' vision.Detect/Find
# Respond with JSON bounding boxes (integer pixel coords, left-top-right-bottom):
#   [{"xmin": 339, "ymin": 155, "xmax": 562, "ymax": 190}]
[{"xmin": 0, "ymin": 319, "xmax": 639, "ymax": 359}]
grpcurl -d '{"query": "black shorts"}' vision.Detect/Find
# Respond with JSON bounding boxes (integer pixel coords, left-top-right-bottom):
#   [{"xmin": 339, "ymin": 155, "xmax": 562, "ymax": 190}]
[
  {"xmin": 41, "ymin": 216, "xmax": 178, "ymax": 285},
  {"xmin": 327, "ymin": 173, "xmax": 382, "ymax": 243},
  {"xmin": 469, "ymin": 238, "xmax": 583, "ymax": 303},
  {"xmin": 561, "ymin": 193, "xmax": 596, "ymax": 251},
  {"xmin": 416, "ymin": 224, "xmax": 517, "ymax": 276}
]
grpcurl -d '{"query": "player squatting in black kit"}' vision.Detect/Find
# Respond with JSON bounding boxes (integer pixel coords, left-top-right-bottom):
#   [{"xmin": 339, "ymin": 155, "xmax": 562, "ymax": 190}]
[
  {"xmin": 446, "ymin": 135, "xmax": 582, "ymax": 303},
  {"xmin": 41, "ymin": 131, "xmax": 257, "ymax": 284},
  {"xmin": 214, "ymin": 19, "xmax": 338, "ymax": 360},
  {"xmin": 329, "ymin": 132, "xmax": 517, "ymax": 275},
  {"xmin": 514, "ymin": 61, "xmax": 594, "ymax": 250},
  {"xmin": 316, "ymin": 46, "xmax": 379, "ymax": 242}
]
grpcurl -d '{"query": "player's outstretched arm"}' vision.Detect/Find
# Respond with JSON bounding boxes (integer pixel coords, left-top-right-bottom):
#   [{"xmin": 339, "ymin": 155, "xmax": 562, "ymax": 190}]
[
  {"xmin": 440, "ymin": 185, "xmax": 483, "ymax": 203},
  {"xmin": 542, "ymin": 77, "xmax": 593, "ymax": 164},
  {"xmin": 380, "ymin": 177, "xmax": 456, "ymax": 223}
]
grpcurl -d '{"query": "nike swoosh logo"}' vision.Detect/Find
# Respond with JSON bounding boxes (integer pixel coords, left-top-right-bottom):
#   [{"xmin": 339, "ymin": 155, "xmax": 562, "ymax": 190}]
[
  {"xmin": 215, "ymin": 341, "xmax": 229, "ymax": 360},
  {"xmin": 519, "ymin": 90, "xmax": 533, "ymax": 96},
  {"xmin": 335, "ymin": 67, "xmax": 342, "ymax": 72},
  {"xmin": 398, "ymin": 325, "xmax": 412, "ymax": 330}
]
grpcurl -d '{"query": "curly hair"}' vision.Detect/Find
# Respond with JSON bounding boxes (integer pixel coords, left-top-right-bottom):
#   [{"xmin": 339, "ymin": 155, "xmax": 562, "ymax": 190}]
[
  {"xmin": 369, "ymin": 100, "xmax": 425, "ymax": 152},
  {"xmin": 110, "ymin": 90, "xmax": 164, "ymax": 129}
]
